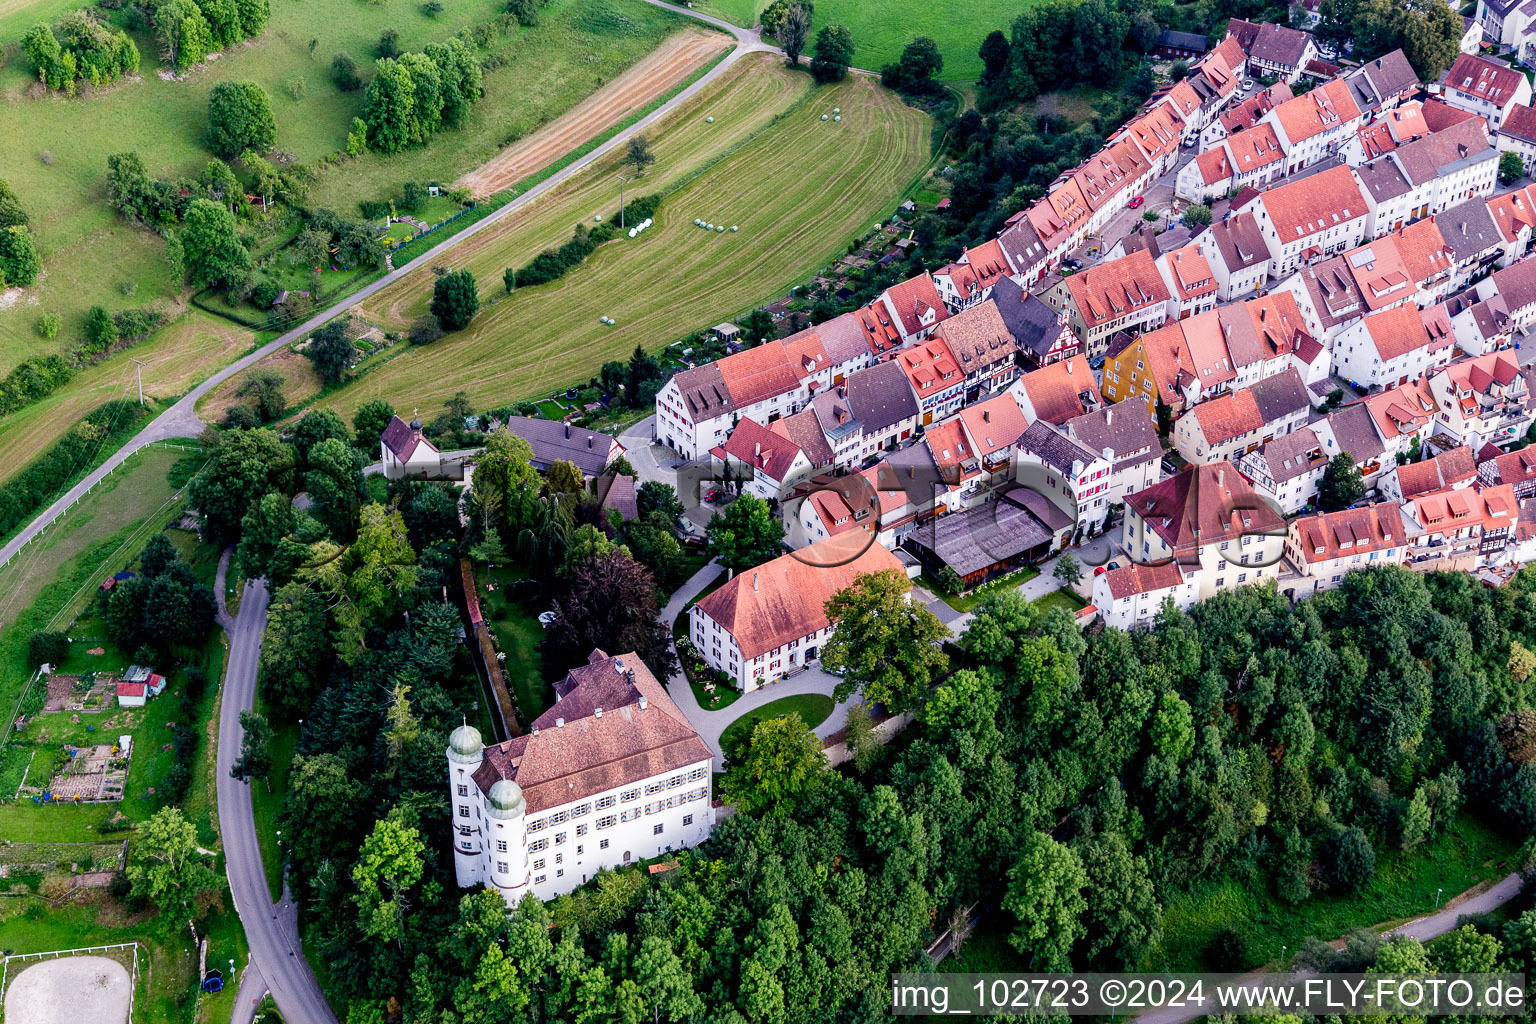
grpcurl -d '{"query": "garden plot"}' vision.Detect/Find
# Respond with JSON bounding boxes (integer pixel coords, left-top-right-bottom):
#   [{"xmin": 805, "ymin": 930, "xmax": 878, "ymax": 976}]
[
  {"xmin": 22, "ymin": 742, "xmax": 129, "ymax": 803},
  {"xmin": 40, "ymin": 673, "xmax": 116, "ymax": 714}
]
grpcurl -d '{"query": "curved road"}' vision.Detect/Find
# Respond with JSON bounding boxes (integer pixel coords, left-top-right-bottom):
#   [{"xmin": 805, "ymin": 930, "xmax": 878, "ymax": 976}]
[{"xmin": 0, "ymin": 3, "xmax": 773, "ymax": 573}]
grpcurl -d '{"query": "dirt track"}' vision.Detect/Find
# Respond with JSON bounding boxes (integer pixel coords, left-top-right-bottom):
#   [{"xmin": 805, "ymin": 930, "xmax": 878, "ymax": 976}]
[{"xmin": 457, "ymin": 27, "xmax": 732, "ymax": 197}]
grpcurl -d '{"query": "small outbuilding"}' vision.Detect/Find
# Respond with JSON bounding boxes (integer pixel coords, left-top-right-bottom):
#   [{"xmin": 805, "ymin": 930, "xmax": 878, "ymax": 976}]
[{"xmin": 711, "ymin": 323, "xmax": 741, "ymax": 343}]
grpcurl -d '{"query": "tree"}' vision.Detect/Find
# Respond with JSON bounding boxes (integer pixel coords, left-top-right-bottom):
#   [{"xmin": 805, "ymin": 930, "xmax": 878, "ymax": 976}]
[
  {"xmin": 1352, "ymin": 0, "xmax": 1461, "ymax": 79},
  {"xmin": 1502, "ymin": 151, "xmax": 1525, "ymax": 185},
  {"xmin": 305, "ymin": 436, "xmax": 366, "ymax": 537},
  {"xmin": 935, "ymin": 565, "xmax": 965, "ymax": 596},
  {"xmin": 741, "ymin": 308, "xmax": 775, "ymax": 347},
  {"xmin": 810, "ymin": 24, "xmax": 852, "ymax": 82},
  {"xmin": 1052, "ymin": 552, "xmax": 1083, "ymax": 588},
  {"xmin": 363, "ymin": 57, "xmax": 417, "ymax": 153},
  {"xmin": 353, "ymin": 399, "xmax": 396, "ymax": 449},
  {"xmin": 978, "ymin": 29, "xmax": 1010, "ymax": 85},
  {"xmin": 1431, "ymin": 924, "xmax": 1501, "ymax": 973},
  {"xmin": 722, "ymin": 713, "xmax": 828, "ymax": 818},
  {"xmin": 545, "ymin": 459, "xmax": 585, "ymax": 495},
  {"xmin": 188, "ymin": 427, "xmax": 296, "ymax": 544},
  {"xmin": 85, "ymin": 305, "xmax": 119, "ymax": 351},
  {"xmin": 842, "ymin": 699, "xmax": 881, "ymax": 773},
  {"xmin": 1331, "ymin": 827, "xmax": 1377, "ymax": 893},
  {"xmin": 882, "ymin": 36, "xmax": 942, "ymax": 93},
  {"xmin": 205, "ymin": 80, "xmax": 276, "ymax": 158},
  {"xmin": 1182, "ymin": 203, "xmax": 1212, "ymax": 228},
  {"xmin": 181, "ymin": 199, "xmax": 252, "ymax": 291},
  {"xmin": 353, "ymin": 814, "xmax": 426, "ymax": 944},
  {"xmin": 821, "ymin": 568, "xmax": 949, "ymax": 711},
  {"xmin": 636, "ymin": 480, "xmax": 684, "ymax": 521},
  {"xmin": 706, "ymin": 494, "xmax": 784, "ymax": 573},
  {"xmin": 780, "ymin": 2, "xmax": 810, "ymax": 65},
  {"xmin": 1004, "ymin": 832, "xmax": 1087, "ymax": 969},
  {"xmin": 22, "ymin": 24, "xmax": 61, "ymax": 82},
  {"xmin": 431, "ymin": 269, "xmax": 479, "ymax": 330},
  {"xmin": 230, "ymin": 710, "xmax": 274, "ymax": 783},
  {"xmin": 306, "ymin": 320, "xmax": 357, "ymax": 386},
  {"xmin": 128, "ymin": 807, "xmax": 223, "ymax": 937},
  {"xmin": 27, "ymin": 631, "xmax": 68, "ymax": 669},
  {"xmin": 547, "ymin": 551, "xmax": 677, "ymax": 677},
  {"xmin": 626, "ymin": 135, "xmax": 655, "ymax": 176},
  {"xmin": 1076, "ymin": 832, "xmax": 1161, "ymax": 969},
  {"xmin": 1318, "ymin": 451, "xmax": 1366, "ymax": 511},
  {"xmin": 0, "ymin": 179, "xmax": 28, "ymax": 228},
  {"xmin": 237, "ymin": 367, "xmax": 287, "ymax": 423},
  {"xmin": 0, "ymin": 226, "xmax": 41, "ymax": 287}
]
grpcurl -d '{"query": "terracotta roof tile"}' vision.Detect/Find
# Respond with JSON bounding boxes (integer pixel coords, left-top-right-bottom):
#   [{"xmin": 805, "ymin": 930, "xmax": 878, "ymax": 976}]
[
  {"xmin": 1065, "ymin": 249, "xmax": 1171, "ymax": 329},
  {"xmin": 959, "ymin": 392, "xmax": 1030, "ymax": 458},
  {"xmin": 1015, "ymin": 357, "xmax": 1103, "ymax": 425},
  {"xmin": 1291, "ymin": 503, "xmax": 1406, "ymax": 563},
  {"xmin": 930, "ymin": 300, "xmax": 1017, "ymax": 373},
  {"xmin": 1258, "ymin": 164, "xmax": 1367, "ymax": 241}
]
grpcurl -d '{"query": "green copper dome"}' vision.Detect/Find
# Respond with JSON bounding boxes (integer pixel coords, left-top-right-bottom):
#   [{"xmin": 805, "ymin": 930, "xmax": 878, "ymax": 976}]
[
  {"xmin": 487, "ymin": 778, "xmax": 525, "ymax": 818},
  {"xmin": 448, "ymin": 722, "xmax": 483, "ymax": 759}
]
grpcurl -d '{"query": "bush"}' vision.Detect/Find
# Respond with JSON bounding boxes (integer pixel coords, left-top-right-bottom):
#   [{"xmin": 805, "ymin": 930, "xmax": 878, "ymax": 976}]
[
  {"xmin": 359, "ymin": 199, "xmax": 390, "ymax": 220},
  {"xmin": 1330, "ymin": 827, "xmax": 1376, "ymax": 893},
  {"xmin": 332, "ymin": 51, "xmax": 361, "ymax": 91},
  {"xmin": 0, "ymin": 354, "xmax": 73, "ymax": 416},
  {"xmin": 37, "ymin": 313, "xmax": 61, "ymax": 338},
  {"xmin": 1204, "ymin": 927, "xmax": 1249, "ymax": 970},
  {"xmin": 28, "ymin": 630, "xmax": 69, "ymax": 668}
]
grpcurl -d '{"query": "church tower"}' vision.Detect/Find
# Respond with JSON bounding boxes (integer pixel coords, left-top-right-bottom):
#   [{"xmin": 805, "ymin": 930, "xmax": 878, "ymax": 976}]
[{"xmin": 446, "ymin": 722, "xmax": 484, "ymax": 888}]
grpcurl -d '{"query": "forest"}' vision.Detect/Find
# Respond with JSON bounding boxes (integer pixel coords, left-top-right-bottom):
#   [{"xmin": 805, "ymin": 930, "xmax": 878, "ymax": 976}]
[{"xmin": 167, "ymin": 407, "xmax": 1536, "ymax": 1022}]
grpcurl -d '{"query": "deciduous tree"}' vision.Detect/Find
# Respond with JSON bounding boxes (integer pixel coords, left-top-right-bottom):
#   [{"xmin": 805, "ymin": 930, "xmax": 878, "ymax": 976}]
[
  {"xmin": 723, "ymin": 713, "xmax": 828, "ymax": 818},
  {"xmin": 1004, "ymin": 831, "xmax": 1087, "ymax": 969},
  {"xmin": 706, "ymin": 493, "xmax": 784, "ymax": 572},
  {"xmin": 205, "ymin": 80, "xmax": 277, "ymax": 157},
  {"xmin": 810, "ymin": 23, "xmax": 852, "ymax": 82},
  {"xmin": 431, "ymin": 268, "xmax": 479, "ymax": 330},
  {"xmin": 821, "ymin": 568, "xmax": 949, "ymax": 711},
  {"xmin": 230, "ymin": 709, "xmax": 274, "ymax": 783}
]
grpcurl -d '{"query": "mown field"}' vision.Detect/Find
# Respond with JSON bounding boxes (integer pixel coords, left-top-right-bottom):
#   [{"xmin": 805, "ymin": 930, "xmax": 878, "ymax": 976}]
[
  {"xmin": 296, "ymin": 54, "xmax": 929, "ymax": 420},
  {"xmin": 0, "ymin": 0, "xmax": 690, "ymax": 375},
  {"xmin": 696, "ymin": 0, "xmax": 1009, "ymax": 83}
]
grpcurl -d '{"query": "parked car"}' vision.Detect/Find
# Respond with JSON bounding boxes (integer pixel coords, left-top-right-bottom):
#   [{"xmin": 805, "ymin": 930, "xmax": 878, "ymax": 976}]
[
  {"xmin": 1094, "ymin": 565, "xmax": 1109, "ymax": 576},
  {"xmin": 1062, "ymin": 257, "xmax": 1084, "ymax": 270},
  {"xmin": 538, "ymin": 611, "xmax": 559, "ymax": 627},
  {"xmin": 1128, "ymin": 196, "xmax": 1145, "ymax": 209},
  {"xmin": 703, "ymin": 488, "xmax": 722, "ymax": 503},
  {"xmin": 1242, "ymin": 79, "xmax": 1255, "ymax": 90}
]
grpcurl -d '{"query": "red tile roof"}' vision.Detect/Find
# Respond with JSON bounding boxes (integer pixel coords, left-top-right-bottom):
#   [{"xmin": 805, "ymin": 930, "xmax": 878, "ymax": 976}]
[
  {"xmin": 1269, "ymin": 79, "xmax": 1361, "ymax": 145},
  {"xmin": 881, "ymin": 272, "xmax": 949, "ymax": 337},
  {"xmin": 1065, "ymin": 249, "xmax": 1171, "ymax": 330},
  {"xmin": 1126, "ymin": 461, "xmax": 1286, "ymax": 562},
  {"xmin": 714, "ymin": 344, "xmax": 800, "ymax": 407},
  {"xmin": 1015, "ymin": 358, "xmax": 1103, "ymax": 425},
  {"xmin": 959, "ymin": 392, "xmax": 1029, "ymax": 458},
  {"xmin": 1102, "ymin": 559, "xmax": 1187, "ymax": 600},
  {"xmin": 1445, "ymin": 54, "xmax": 1526, "ymax": 107},
  {"xmin": 1291, "ymin": 503, "xmax": 1406, "ymax": 563},
  {"xmin": 895, "ymin": 338, "xmax": 963, "ymax": 400},
  {"xmin": 1362, "ymin": 303, "xmax": 1453, "ymax": 361},
  {"xmin": 1189, "ymin": 387, "xmax": 1264, "ymax": 445},
  {"xmin": 1394, "ymin": 445, "xmax": 1476, "ymax": 497},
  {"xmin": 714, "ymin": 417, "xmax": 804, "ymax": 482},
  {"xmin": 1258, "ymin": 164, "xmax": 1367, "ymax": 241}
]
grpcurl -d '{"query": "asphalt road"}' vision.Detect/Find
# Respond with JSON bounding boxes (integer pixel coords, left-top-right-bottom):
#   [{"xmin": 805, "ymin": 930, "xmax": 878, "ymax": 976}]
[
  {"xmin": 0, "ymin": 7, "xmax": 771, "ymax": 575},
  {"xmin": 213, "ymin": 552, "xmax": 337, "ymax": 1024}
]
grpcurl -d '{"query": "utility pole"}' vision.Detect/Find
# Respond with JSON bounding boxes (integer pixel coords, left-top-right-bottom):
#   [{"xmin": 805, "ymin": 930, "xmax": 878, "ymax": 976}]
[
  {"xmin": 617, "ymin": 174, "xmax": 631, "ymax": 229},
  {"xmin": 128, "ymin": 358, "xmax": 146, "ymax": 406}
]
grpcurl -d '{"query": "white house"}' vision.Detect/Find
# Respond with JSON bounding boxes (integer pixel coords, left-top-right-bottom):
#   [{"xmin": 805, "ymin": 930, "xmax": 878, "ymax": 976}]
[
  {"xmin": 448, "ymin": 651, "xmax": 715, "ymax": 905},
  {"xmin": 380, "ymin": 416, "xmax": 442, "ymax": 479},
  {"xmin": 1250, "ymin": 165, "xmax": 1371, "ymax": 277},
  {"xmin": 1092, "ymin": 560, "xmax": 1197, "ymax": 629},
  {"xmin": 1438, "ymin": 52, "xmax": 1532, "ymax": 130},
  {"xmin": 1238, "ymin": 425, "xmax": 1330, "ymax": 513},
  {"xmin": 1331, "ymin": 303, "xmax": 1456, "ymax": 389},
  {"xmin": 1427, "ymin": 350, "xmax": 1534, "ymax": 449},
  {"xmin": 1279, "ymin": 504, "xmax": 1408, "ymax": 599}
]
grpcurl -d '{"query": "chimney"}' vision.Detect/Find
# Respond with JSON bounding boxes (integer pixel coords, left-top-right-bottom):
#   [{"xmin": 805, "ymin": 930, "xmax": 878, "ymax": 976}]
[
  {"xmin": 983, "ymin": 409, "xmax": 991, "ymax": 423},
  {"xmin": 1067, "ymin": 359, "xmax": 1075, "ymax": 375},
  {"xmin": 588, "ymin": 436, "xmax": 594, "ymax": 449},
  {"xmin": 556, "ymin": 717, "xmax": 565, "ymax": 728},
  {"xmin": 1106, "ymin": 407, "xmax": 1113, "ymax": 425},
  {"xmin": 639, "ymin": 695, "xmax": 649, "ymax": 711},
  {"xmin": 1217, "ymin": 468, "xmax": 1225, "ymax": 487},
  {"xmin": 755, "ymin": 441, "xmax": 762, "ymax": 458},
  {"xmin": 753, "ymin": 571, "xmax": 759, "ymax": 592},
  {"xmin": 594, "ymin": 707, "xmax": 603, "ymax": 719},
  {"xmin": 531, "ymin": 725, "xmax": 539, "ymax": 735},
  {"xmin": 564, "ymin": 423, "xmax": 571, "ymax": 439}
]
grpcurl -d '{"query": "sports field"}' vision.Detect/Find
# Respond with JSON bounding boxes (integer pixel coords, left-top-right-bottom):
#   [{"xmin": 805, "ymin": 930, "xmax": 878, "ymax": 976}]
[
  {"xmin": 310, "ymin": 53, "xmax": 929, "ymax": 419},
  {"xmin": 696, "ymin": 0, "xmax": 1009, "ymax": 83},
  {"xmin": 0, "ymin": 0, "xmax": 691, "ymax": 374}
]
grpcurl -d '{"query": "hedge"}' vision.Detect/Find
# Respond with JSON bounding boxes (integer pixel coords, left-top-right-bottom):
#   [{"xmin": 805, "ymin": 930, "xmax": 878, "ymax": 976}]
[
  {"xmin": 509, "ymin": 193, "xmax": 662, "ymax": 289},
  {"xmin": 0, "ymin": 400, "xmax": 150, "ymax": 540},
  {"xmin": 0, "ymin": 355, "xmax": 73, "ymax": 418}
]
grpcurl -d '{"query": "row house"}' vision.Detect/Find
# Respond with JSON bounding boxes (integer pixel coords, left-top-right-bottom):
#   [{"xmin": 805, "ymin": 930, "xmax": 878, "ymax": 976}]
[
  {"xmin": 1175, "ymin": 124, "xmax": 1287, "ymax": 203},
  {"xmin": 709, "ymin": 417, "xmax": 815, "ymax": 502},
  {"xmin": 1102, "ymin": 311, "xmax": 1235, "ymax": 416},
  {"xmin": 932, "ymin": 238, "xmax": 1014, "ymax": 313},
  {"xmin": 996, "ymin": 214, "xmax": 1051, "ymax": 285},
  {"xmin": 874, "ymin": 272, "xmax": 950, "ymax": 344},
  {"xmin": 1016, "ymin": 420, "xmax": 1114, "ymax": 535},
  {"xmin": 1200, "ymin": 82, "xmax": 1292, "ymax": 150},
  {"xmin": 1497, "ymin": 104, "xmax": 1536, "ymax": 176},
  {"xmin": 1478, "ymin": 445, "xmax": 1536, "ymax": 496},
  {"xmin": 1317, "ymin": 400, "xmax": 1392, "ymax": 485},
  {"xmin": 1486, "ymin": 184, "xmax": 1536, "ymax": 268},
  {"xmin": 1010, "ymin": 356, "xmax": 1103, "ymax": 426},
  {"xmin": 926, "ymin": 299, "xmax": 1021, "ymax": 400},
  {"xmin": 1251, "ymin": 165, "xmax": 1371, "ymax": 277},
  {"xmin": 1092, "ymin": 560, "xmax": 1198, "ymax": 629},
  {"xmin": 895, "ymin": 337, "xmax": 966, "ymax": 426},
  {"xmin": 1361, "ymin": 377, "xmax": 1440, "ymax": 466},
  {"xmin": 1488, "ymin": 254, "xmax": 1536, "ymax": 330},
  {"xmin": 1044, "ymin": 248, "xmax": 1171, "ymax": 358},
  {"xmin": 1340, "ymin": 50, "xmax": 1419, "ymax": 116},
  {"xmin": 1115, "ymin": 102, "xmax": 1190, "ymax": 178},
  {"xmin": 1437, "ymin": 197, "xmax": 1506, "ymax": 292},
  {"xmin": 1203, "ymin": 212, "xmax": 1273, "ymax": 299},
  {"xmin": 1260, "ymin": 79, "xmax": 1364, "ymax": 174},
  {"xmin": 1240, "ymin": 21, "xmax": 1318, "ymax": 83},
  {"xmin": 1171, "ymin": 367, "xmax": 1310, "ymax": 464},
  {"xmin": 1157, "ymin": 244, "xmax": 1220, "ymax": 319},
  {"xmin": 1339, "ymin": 101, "xmax": 1430, "ymax": 167},
  {"xmin": 807, "ymin": 359, "xmax": 920, "ymax": 471},
  {"xmin": 993, "ymin": 276, "xmax": 1075, "ymax": 366},
  {"xmin": 1446, "ymin": 288, "xmax": 1513, "ymax": 356},
  {"xmin": 1280, "ymin": 504, "xmax": 1408, "ymax": 599},
  {"xmin": 690, "ymin": 535, "xmax": 905, "ymax": 690},
  {"xmin": 1356, "ymin": 118, "xmax": 1498, "ymax": 235},
  {"xmin": 656, "ymin": 344, "xmax": 809, "ymax": 459},
  {"xmin": 1122, "ymin": 461, "xmax": 1289, "ymax": 600},
  {"xmin": 1225, "ymin": 292, "xmax": 1312, "ymax": 387},
  {"xmin": 924, "ymin": 418, "xmax": 989, "ymax": 506},
  {"xmin": 1063, "ymin": 401, "xmax": 1164, "ymax": 504},
  {"xmin": 958, "ymin": 391, "xmax": 1031, "ymax": 488},
  {"xmin": 1238, "ymin": 424, "xmax": 1330, "ymax": 513},
  {"xmin": 1438, "ymin": 53, "xmax": 1532, "ymax": 130},
  {"xmin": 1378, "ymin": 444, "xmax": 1478, "ymax": 503},
  {"xmin": 1428, "ymin": 350, "xmax": 1535, "ymax": 449},
  {"xmin": 1332, "ymin": 302, "xmax": 1455, "ymax": 389},
  {"xmin": 1400, "ymin": 483, "xmax": 1517, "ymax": 569}
]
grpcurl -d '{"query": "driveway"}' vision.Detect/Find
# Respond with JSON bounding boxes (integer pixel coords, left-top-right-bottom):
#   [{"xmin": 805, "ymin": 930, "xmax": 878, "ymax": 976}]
[{"xmin": 213, "ymin": 551, "xmax": 338, "ymax": 1024}]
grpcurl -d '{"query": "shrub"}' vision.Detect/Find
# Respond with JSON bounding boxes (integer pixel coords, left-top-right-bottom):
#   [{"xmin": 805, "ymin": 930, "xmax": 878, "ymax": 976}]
[
  {"xmin": 332, "ymin": 51, "xmax": 361, "ymax": 91},
  {"xmin": 37, "ymin": 313, "xmax": 61, "ymax": 338},
  {"xmin": 28, "ymin": 630, "xmax": 69, "ymax": 668},
  {"xmin": 1330, "ymin": 827, "xmax": 1376, "ymax": 893},
  {"xmin": 359, "ymin": 199, "xmax": 390, "ymax": 220},
  {"xmin": 0, "ymin": 355, "xmax": 73, "ymax": 415}
]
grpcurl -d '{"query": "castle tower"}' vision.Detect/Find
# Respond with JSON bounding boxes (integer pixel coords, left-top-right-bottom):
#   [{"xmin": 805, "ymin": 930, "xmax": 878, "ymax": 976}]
[
  {"xmin": 447, "ymin": 722, "xmax": 484, "ymax": 888},
  {"xmin": 484, "ymin": 778, "xmax": 531, "ymax": 899}
]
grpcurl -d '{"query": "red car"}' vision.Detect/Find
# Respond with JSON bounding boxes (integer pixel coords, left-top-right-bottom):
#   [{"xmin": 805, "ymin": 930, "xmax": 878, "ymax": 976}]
[
  {"xmin": 1128, "ymin": 196, "xmax": 1145, "ymax": 209},
  {"xmin": 1094, "ymin": 565, "xmax": 1108, "ymax": 576}
]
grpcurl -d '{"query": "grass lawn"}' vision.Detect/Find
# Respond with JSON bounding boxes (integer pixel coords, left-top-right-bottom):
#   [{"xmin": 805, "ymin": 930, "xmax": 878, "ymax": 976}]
[
  {"xmin": 479, "ymin": 563, "xmax": 556, "ymax": 723},
  {"xmin": 693, "ymin": 0, "xmax": 1004, "ymax": 82},
  {"xmin": 1031, "ymin": 587, "xmax": 1086, "ymax": 616},
  {"xmin": 921, "ymin": 564, "xmax": 1041, "ymax": 614},
  {"xmin": 1152, "ymin": 813, "xmax": 1524, "ymax": 970},
  {"xmin": 313, "ymin": 53, "xmax": 930, "ymax": 419},
  {"xmin": 718, "ymin": 692, "xmax": 833, "ymax": 751},
  {"xmin": 251, "ymin": 694, "xmax": 299, "ymax": 902}
]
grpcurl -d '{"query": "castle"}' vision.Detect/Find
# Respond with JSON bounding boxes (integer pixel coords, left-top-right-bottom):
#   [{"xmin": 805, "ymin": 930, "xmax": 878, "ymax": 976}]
[{"xmin": 446, "ymin": 649, "xmax": 715, "ymax": 903}]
